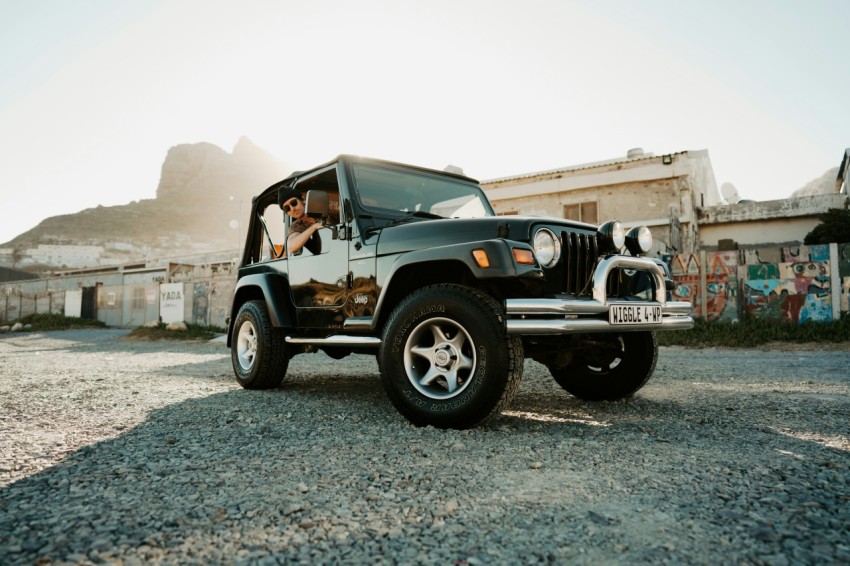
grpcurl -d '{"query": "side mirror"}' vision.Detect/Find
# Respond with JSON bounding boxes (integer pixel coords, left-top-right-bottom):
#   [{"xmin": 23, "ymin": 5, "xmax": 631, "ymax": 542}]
[{"xmin": 305, "ymin": 190, "xmax": 329, "ymax": 219}]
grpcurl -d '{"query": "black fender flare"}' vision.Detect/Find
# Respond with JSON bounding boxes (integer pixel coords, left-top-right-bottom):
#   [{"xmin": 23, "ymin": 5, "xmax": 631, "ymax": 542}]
[
  {"xmin": 227, "ymin": 273, "xmax": 296, "ymax": 346},
  {"xmin": 373, "ymin": 239, "xmax": 542, "ymax": 324}
]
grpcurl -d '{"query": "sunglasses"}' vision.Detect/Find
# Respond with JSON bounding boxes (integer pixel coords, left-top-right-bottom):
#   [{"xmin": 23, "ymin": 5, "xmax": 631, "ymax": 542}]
[{"xmin": 282, "ymin": 197, "xmax": 300, "ymax": 212}]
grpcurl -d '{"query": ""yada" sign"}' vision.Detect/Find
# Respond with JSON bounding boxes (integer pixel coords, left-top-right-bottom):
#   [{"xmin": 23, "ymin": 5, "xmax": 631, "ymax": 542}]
[{"xmin": 159, "ymin": 283, "xmax": 185, "ymax": 324}]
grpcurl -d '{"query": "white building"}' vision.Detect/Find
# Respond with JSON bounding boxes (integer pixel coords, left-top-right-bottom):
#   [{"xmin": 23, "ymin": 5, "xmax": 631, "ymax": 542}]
[
  {"xmin": 482, "ymin": 149, "xmax": 721, "ymax": 255},
  {"xmin": 481, "ymin": 147, "xmax": 850, "ymax": 253},
  {"xmin": 698, "ymin": 193, "xmax": 849, "ymax": 250},
  {"xmin": 24, "ymin": 244, "xmax": 104, "ymax": 268}
]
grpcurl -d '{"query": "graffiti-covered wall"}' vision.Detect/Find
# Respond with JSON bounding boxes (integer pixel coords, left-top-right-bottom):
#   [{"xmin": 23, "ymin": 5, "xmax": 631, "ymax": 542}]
[
  {"xmin": 667, "ymin": 251, "xmax": 739, "ymax": 321},
  {"xmin": 740, "ymin": 245, "xmax": 832, "ymax": 323},
  {"xmin": 665, "ymin": 243, "xmax": 844, "ymax": 323},
  {"xmin": 188, "ymin": 278, "xmax": 236, "ymax": 328}
]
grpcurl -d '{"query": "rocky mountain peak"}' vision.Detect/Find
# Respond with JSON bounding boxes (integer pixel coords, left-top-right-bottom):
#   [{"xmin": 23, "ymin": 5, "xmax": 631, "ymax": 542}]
[
  {"xmin": 3, "ymin": 139, "xmax": 291, "ymax": 264},
  {"xmin": 155, "ymin": 142, "xmax": 229, "ymax": 200},
  {"xmin": 232, "ymin": 135, "xmax": 268, "ymax": 158}
]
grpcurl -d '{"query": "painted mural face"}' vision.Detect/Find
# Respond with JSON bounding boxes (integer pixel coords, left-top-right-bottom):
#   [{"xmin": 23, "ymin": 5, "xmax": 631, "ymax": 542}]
[{"xmin": 792, "ymin": 262, "xmax": 826, "ymax": 279}]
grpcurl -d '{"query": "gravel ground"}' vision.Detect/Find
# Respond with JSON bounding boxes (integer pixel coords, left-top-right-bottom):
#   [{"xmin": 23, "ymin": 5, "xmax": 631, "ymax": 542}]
[{"xmin": 1, "ymin": 329, "xmax": 848, "ymax": 565}]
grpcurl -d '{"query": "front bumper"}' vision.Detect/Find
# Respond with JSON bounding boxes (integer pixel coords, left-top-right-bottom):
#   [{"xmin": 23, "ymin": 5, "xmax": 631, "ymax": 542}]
[{"xmin": 505, "ymin": 255, "xmax": 694, "ymax": 335}]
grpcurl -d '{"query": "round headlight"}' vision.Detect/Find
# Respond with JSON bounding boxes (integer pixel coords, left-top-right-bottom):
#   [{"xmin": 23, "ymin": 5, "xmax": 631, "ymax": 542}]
[
  {"xmin": 533, "ymin": 228, "xmax": 561, "ymax": 267},
  {"xmin": 625, "ymin": 225, "xmax": 653, "ymax": 255},
  {"xmin": 597, "ymin": 220, "xmax": 625, "ymax": 254}
]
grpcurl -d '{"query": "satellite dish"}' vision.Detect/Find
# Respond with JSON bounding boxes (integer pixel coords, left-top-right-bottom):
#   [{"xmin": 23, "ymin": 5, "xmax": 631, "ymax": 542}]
[{"xmin": 721, "ymin": 182, "xmax": 740, "ymax": 204}]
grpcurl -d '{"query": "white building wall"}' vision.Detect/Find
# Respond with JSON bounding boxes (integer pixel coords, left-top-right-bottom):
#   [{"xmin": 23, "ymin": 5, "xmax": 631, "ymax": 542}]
[
  {"xmin": 698, "ymin": 194, "xmax": 849, "ymax": 248},
  {"xmin": 27, "ymin": 244, "xmax": 104, "ymax": 267},
  {"xmin": 482, "ymin": 150, "xmax": 719, "ymax": 254},
  {"xmin": 700, "ymin": 218, "xmax": 820, "ymax": 248}
]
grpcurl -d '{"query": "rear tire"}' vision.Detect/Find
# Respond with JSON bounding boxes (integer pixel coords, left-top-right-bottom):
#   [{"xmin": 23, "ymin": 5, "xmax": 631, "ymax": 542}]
[
  {"xmin": 547, "ymin": 331, "xmax": 657, "ymax": 401},
  {"xmin": 231, "ymin": 300, "xmax": 288, "ymax": 389},
  {"xmin": 378, "ymin": 284, "xmax": 523, "ymax": 429}
]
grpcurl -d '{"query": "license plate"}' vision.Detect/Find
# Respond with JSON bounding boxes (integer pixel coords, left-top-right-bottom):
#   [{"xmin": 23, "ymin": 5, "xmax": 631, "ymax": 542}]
[{"xmin": 609, "ymin": 304, "xmax": 662, "ymax": 326}]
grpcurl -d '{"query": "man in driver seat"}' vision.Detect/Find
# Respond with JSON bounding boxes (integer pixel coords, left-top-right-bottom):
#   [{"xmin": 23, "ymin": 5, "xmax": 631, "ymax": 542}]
[{"xmin": 278, "ymin": 187, "xmax": 340, "ymax": 256}]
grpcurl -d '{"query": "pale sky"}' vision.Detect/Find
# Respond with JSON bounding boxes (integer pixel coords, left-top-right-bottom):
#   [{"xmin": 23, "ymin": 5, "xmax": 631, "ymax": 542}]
[{"xmin": 1, "ymin": 0, "xmax": 847, "ymax": 244}]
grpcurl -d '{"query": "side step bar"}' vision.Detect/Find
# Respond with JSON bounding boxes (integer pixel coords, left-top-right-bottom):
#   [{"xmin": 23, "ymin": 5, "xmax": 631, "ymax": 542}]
[{"xmin": 285, "ymin": 335, "xmax": 381, "ymax": 348}]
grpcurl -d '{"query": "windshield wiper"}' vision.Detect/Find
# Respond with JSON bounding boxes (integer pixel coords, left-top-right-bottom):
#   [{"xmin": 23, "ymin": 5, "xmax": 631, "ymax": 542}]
[{"xmin": 386, "ymin": 210, "xmax": 444, "ymax": 227}]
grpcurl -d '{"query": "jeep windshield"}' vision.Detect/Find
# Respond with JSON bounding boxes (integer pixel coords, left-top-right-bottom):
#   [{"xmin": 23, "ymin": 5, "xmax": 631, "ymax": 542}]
[{"xmin": 351, "ymin": 163, "xmax": 494, "ymax": 219}]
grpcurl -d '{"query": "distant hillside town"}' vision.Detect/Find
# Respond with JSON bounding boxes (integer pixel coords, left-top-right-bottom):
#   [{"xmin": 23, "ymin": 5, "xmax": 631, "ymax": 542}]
[{"xmin": 0, "ymin": 136, "xmax": 290, "ymax": 274}]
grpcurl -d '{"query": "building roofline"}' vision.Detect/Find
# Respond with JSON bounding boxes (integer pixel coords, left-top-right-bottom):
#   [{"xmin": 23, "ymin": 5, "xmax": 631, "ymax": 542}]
[
  {"xmin": 482, "ymin": 150, "xmax": 693, "ymax": 185},
  {"xmin": 697, "ymin": 193, "xmax": 849, "ymax": 225}
]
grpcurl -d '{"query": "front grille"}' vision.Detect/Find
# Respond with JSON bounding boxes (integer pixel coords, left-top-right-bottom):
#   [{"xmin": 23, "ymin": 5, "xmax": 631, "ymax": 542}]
[
  {"xmin": 561, "ymin": 231, "xmax": 598, "ymax": 295},
  {"xmin": 559, "ymin": 230, "xmax": 624, "ymax": 297}
]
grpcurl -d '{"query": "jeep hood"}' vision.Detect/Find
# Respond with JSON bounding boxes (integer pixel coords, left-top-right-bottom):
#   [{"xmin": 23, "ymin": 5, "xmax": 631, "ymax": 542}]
[{"xmin": 374, "ymin": 216, "xmax": 596, "ymax": 257}]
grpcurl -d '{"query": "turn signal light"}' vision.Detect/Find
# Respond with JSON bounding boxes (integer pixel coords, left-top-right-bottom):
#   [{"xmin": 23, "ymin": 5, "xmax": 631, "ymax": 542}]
[
  {"xmin": 472, "ymin": 249, "xmax": 490, "ymax": 268},
  {"xmin": 512, "ymin": 248, "xmax": 536, "ymax": 265}
]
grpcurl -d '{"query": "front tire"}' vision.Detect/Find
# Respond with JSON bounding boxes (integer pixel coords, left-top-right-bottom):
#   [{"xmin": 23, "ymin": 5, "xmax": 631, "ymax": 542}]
[
  {"xmin": 547, "ymin": 331, "xmax": 657, "ymax": 401},
  {"xmin": 378, "ymin": 284, "xmax": 523, "ymax": 429},
  {"xmin": 231, "ymin": 300, "xmax": 288, "ymax": 389}
]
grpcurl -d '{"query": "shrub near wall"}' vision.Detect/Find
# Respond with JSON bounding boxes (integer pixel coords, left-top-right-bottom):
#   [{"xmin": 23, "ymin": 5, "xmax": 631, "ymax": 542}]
[{"xmin": 657, "ymin": 316, "xmax": 850, "ymax": 347}]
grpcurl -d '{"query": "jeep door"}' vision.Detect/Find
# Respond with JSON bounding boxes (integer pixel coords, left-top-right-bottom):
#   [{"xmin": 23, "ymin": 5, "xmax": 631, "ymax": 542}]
[{"xmin": 286, "ymin": 165, "xmax": 351, "ymax": 330}]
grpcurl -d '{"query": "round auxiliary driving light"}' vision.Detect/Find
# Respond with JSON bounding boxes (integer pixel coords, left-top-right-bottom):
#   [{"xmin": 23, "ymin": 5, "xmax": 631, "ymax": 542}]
[
  {"xmin": 597, "ymin": 220, "xmax": 625, "ymax": 254},
  {"xmin": 533, "ymin": 228, "xmax": 561, "ymax": 267},
  {"xmin": 625, "ymin": 225, "xmax": 653, "ymax": 255}
]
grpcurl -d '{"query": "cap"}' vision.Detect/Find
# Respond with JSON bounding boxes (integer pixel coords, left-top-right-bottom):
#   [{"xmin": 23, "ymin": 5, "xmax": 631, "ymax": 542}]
[{"xmin": 278, "ymin": 186, "xmax": 301, "ymax": 208}]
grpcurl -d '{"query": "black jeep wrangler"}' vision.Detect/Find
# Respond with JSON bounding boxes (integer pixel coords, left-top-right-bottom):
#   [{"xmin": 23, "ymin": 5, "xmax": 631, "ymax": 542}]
[{"xmin": 226, "ymin": 155, "xmax": 693, "ymax": 429}]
